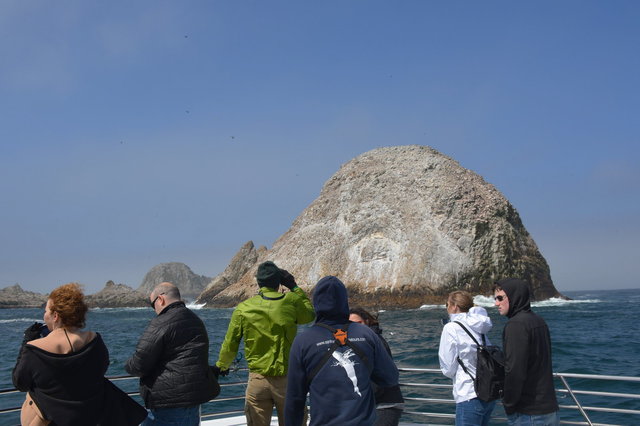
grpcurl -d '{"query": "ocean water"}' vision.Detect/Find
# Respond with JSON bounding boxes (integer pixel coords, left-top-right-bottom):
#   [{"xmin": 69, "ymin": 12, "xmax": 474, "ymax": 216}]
[{"xmin": 1, "ymin": 289, "xmax": 639, "ymax": 425}]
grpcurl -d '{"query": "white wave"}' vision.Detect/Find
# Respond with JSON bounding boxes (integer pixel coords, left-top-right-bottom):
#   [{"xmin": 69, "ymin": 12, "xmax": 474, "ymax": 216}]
[
  {"xmin": 419, "ymin": 304, "xmax": 444, "ymax": 310},
  {"xmin": 473, "ymin": 295, "xmax": 497, "ymax": 307},
  {"xmin": 532, "ymin": 297, "xmax": 602, "ymax": 307},
  {"xmin": 186, "ymin": 302, "xmax": 206, "ymax": 310},
  {"xmin": 91, "ymin": 306, "xmax": 147, "ymax": 311},
  {"xmin": 0, "ymin": 318, "xmax": 41, "ymax": 324},
  {"xmin": 473, "ymin": 294, "xmax": 601, "ymax": 308}
]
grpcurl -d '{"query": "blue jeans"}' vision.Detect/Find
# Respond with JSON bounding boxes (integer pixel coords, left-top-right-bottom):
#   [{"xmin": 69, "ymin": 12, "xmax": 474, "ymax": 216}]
[
  {"xmin": 507, "ymin": 411, "xmax": 559, "ymax": 426},
  {"xmin": 456, "ymin": 398, "xmax": 496, "ymax": 426},
  {"xmin": 142, "ymin": 405, "xmax": 201, "ymax": 426}
]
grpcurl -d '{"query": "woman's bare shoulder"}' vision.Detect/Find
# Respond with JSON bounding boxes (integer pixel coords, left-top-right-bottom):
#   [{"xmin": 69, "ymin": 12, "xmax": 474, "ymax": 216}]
[{"xmin": 27, "ymin": 329, "xmax": 97, "ymax": 354}]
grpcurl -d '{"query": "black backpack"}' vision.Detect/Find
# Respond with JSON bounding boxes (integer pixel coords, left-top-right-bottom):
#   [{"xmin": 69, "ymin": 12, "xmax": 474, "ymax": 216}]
[{"xmin": 454, "ymin": 321, "xmax": 505, "ymax": 402}]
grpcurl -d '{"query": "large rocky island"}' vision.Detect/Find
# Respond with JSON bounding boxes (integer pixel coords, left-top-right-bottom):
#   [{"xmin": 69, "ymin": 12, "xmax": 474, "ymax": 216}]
[
  {"xmin": 198, "ymin": 145, "xmax": 563, "ymax": 308},
  {"xmin": 1, "ymin": 146, "xmax": 563, "ymax": 309}
]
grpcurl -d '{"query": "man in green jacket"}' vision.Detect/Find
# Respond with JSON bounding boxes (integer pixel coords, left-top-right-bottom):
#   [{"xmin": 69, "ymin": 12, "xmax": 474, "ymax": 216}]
[{"xmin": 214, "ymin": 261, "xmax": 315, "ymax": 426}]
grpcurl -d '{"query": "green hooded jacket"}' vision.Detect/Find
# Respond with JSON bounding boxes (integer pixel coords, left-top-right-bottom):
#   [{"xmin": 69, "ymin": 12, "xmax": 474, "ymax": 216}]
[{"xmin": 216, "ymin": 286, "xmax": 315, "ymax": 376}]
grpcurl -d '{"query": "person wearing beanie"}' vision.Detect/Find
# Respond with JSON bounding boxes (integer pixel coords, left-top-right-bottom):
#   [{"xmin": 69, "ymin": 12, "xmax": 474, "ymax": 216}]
[
  {"xmin": 494, "ymin": 278, "xmax": 559, "ymax": 426},
  {"xmin": 214, "ymin": 261, "xmax": 315, "ymax": 426}
]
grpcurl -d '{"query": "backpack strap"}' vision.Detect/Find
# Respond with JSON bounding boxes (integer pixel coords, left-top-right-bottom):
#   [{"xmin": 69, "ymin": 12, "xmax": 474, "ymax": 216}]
[
  {"xmin": 453, "ymin": 321, "xmax": 486, "ymax": 381},
  {"xmin": 306, "ymin": 322, "xmax": 370, "ymax": 384},
  {"xmin": 316, "ymin": 323, "xmax": 370, "ymax": 367},
  {"xmin": 453, "ymin": 321, "xmax": 482, "ymax": 347},
  {"xmin": 456, "ymin": 356, "xmax": 475, "ymax": 381},
  {"xmin": 307, "ymin": 327, "xmax": 340, "ymax": 384}
]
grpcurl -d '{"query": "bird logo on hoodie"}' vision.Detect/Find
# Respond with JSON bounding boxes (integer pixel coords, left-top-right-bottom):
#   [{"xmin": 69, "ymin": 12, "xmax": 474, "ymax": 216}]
[{"xmin": 331, "ymin": 348, "xmax": 362, "ymax": 396}]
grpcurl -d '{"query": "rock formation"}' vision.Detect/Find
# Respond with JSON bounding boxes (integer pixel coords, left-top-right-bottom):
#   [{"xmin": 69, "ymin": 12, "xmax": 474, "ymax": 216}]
[
  {"xmin": 196, "ymin": 241, "xmax": 267, "ymax": 305},
  {"xmin": 85, "ymin": 281, "xmax": 148, "ymax": 308},
  {"xmin": 0, "ymin": 284, "xmax": 47, "ymax": 308},
  {"xmin": 138, "ymin": 262, "xmax": 211, "ymax": 300},
  {"xmin": 202, "ymin": 145, "xmax": 562, "ymax": 309}
]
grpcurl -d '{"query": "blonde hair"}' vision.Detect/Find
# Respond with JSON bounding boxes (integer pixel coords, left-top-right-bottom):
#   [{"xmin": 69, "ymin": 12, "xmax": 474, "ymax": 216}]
[{"xmin": 447, "ymin": 290, "xmax": 473, "ymax": 313}]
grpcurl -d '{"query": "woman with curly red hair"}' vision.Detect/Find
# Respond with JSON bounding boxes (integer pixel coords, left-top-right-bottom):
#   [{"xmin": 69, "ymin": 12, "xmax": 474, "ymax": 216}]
[{"xmin": 12, "ymin": 283, "xmax": 146, "ymax": 426}]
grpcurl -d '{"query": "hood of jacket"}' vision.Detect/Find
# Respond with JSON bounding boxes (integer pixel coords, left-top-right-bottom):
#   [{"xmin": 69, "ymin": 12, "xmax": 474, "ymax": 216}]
[
  {"xmin": 449, "ymin": 306, "xmax": 493, "ymax": 335},
  {"xmin": 28, "ymin": 333, "xmax": 107, "ymax": 372},
  {"xmin": 313, "ymin": 276, "xmax": 349, "ymax": 325},
  {"xmin": 497, "ymin": 278, "xmax": 532, "ymax": 318}
]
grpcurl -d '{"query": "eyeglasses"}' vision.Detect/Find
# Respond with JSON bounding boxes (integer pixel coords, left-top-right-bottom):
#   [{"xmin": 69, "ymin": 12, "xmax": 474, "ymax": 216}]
[
  {"xmin": 150, "ymin": 292, "xmax": 166, "ymax": 308},
  {"xmin": 494, "ymin": 295, "xmax": 505, "ymax": 302}
]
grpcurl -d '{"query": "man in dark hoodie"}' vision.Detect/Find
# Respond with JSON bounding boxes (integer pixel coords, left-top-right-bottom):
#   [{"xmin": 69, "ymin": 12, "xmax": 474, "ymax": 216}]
[
  {"xmin": 494, "ymin": 278, "xmax": 559, "ymax": 426},
  {"xmin": 285, "ymin": 276, "xmax": 399, "ymax": 426}
]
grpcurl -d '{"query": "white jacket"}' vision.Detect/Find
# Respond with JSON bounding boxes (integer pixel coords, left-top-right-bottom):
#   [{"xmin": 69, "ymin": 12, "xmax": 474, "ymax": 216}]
[{"xmin": 438, "ymin": 306, "xmax": 493, "ymax": 403}]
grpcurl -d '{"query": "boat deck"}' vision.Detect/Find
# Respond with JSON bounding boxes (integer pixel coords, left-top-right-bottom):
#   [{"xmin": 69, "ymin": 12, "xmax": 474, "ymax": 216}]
[
  {"xmin": 202, "ymin": 416, "xmax": 279, "ymax": 426},
  {"xmin": 201, "ymin": 416, "xmax": 426, "ymax": 425}
]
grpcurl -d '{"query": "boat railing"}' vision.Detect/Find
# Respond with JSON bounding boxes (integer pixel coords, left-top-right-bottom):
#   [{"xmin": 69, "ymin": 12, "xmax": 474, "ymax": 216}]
[
  {"xmin": 397, "ymin": 367, "xmax": 640, "ymax": 426},
  {"xmin": 0, "ymin": 373, "xmax": 253, "ymax": 424},
  {"xmin": 1, "ymin": 368, "xmax": 638, "ymax": 425},
  {"xmin": 113, "ymin": 374, "xmax": 253, "ymax": 421}
]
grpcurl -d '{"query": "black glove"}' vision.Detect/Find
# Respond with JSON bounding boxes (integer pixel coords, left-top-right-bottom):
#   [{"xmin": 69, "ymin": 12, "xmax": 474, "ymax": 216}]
[
  {"xmin": 23, "ymin": 322, "xmax": 47, "ymax": 344},
  {"xmin": 280, "ymin": 270, "xmax": 297, "ymax": 290},
  {"xmin": 210, "ymin": 365, "xmax": 229, "ymax": 379}
]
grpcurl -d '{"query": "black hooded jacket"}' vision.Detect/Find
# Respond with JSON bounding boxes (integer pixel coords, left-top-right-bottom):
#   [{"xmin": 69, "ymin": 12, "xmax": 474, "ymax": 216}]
[
  {"xmin": 499, "ymin": 278, "xmax": 559, "ymax": 415},
  {"xmin": 369, "ymin": 324, "xmax": 404, "ymax": 407},
  {"xmin": 125, "ymin": 301, "xmax": 219, "ymax": 408},
  {"xmin": 13, "ymin": 334, "xmax": 146, "ymax": 426}
]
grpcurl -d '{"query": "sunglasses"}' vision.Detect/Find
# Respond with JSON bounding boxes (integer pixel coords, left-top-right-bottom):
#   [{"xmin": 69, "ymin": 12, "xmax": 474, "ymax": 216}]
[
  {"xmin": 150, "ymin": 292, "xmax": 166, "ymax": 308},
  {"xmin": 494, "ymin": 295, "xmax": 505, "ymax": 302}
]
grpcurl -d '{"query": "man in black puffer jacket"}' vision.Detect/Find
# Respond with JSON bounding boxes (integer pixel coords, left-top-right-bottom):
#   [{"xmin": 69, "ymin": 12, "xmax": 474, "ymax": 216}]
[{"xmin": 126, "ymin": 282, "xmax": 219, "ymax": 425}]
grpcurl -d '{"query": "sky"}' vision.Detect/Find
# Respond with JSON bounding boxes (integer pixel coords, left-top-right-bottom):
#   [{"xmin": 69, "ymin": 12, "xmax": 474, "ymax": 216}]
[{"xmin": 1, "ymin": 1, "xmax": 638, "ymax": 295}]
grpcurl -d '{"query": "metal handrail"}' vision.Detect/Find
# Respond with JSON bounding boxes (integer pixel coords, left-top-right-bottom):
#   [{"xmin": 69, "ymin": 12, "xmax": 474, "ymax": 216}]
[
  {"xmin": 554, "ymin": 373, "xmax": 640, "ymax": 382},
  {"xmin": 397, "ymin": 367, "xmax": 639, "ymax": 425},
  {"xmin": 1, "ymin": 369, "xmax": 638, "ymax": 425},
  {"xmin": 557, "ymin": 375, "xmax": 593, "ymax": 426}
]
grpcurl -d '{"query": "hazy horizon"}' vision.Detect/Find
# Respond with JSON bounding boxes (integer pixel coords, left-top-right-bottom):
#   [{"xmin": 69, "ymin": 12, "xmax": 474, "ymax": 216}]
[{"xmin": 1, "ymin": 2, "xmax": 638, "ymax": 294}]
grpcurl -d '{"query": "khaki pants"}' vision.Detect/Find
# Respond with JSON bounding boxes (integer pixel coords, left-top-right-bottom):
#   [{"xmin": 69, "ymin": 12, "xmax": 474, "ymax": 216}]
[{"xmin": 244, "ymin": 372, "xmax": 287, "ymax": 426}]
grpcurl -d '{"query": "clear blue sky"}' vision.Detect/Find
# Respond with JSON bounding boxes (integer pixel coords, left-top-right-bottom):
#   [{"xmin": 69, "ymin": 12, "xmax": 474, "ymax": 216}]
[{"xmin": 1, "ymin": 1, "xmax": 638, "ymax": 294}]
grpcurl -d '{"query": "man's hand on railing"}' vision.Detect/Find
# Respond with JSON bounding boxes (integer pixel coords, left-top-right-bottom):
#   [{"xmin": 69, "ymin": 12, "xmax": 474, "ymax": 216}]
[{"xmin": 210, "ymin": 365, "xmax": 229, "ymax": 379}]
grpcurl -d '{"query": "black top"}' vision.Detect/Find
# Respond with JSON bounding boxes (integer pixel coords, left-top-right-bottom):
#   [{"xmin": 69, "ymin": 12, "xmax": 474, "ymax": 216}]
[
  {"xmin": 370, "ymin": 324, "xmax": 404, "ymax": 406},
  {"xmin": 500, "ymin": 279, "xmax": 559, "ymax": 415},
  {"xmin": 125, "ymin": 301, "xmax": 219, "ymax": 408},
  {"xmin": 13, "ymin": 334, "xmax": 111, "ymax": 425}
]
